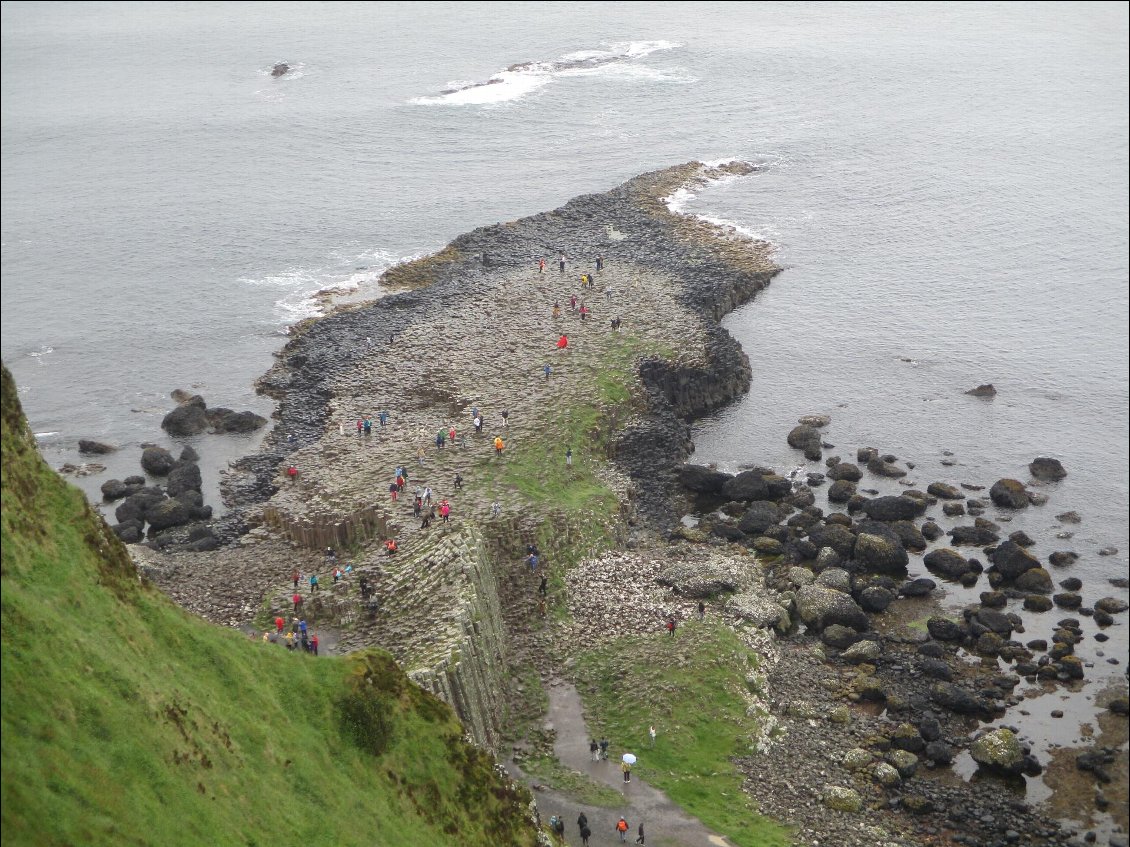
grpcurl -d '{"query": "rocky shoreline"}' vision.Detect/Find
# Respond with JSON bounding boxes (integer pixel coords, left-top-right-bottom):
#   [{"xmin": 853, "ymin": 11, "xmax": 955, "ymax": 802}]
[{"xmin": 130, "ymin": 162, "xmax": 1126, "ymax": 847}]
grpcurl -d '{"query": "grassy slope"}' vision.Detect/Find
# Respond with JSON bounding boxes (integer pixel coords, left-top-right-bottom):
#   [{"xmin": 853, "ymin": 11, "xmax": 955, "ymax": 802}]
[
  {"xmin": 0, "ymin": 365, "xmax": 534, "ymax": 847},
  {"xmin": 575, "ymin": 623, "xmax": 793, "ymax": 847}
]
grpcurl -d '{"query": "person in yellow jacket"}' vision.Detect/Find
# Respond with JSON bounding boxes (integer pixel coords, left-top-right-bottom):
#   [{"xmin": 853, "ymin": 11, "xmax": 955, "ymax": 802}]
[{"xmin": 494, "ymin": 436, "xmax": 504, "ymax": 457}]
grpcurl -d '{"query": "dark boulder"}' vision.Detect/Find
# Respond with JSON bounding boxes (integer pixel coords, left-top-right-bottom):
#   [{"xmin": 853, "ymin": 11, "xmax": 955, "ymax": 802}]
[
  {"xmin": 711, "ymin": 523, "xmax": 745, "ymax": 542},
  {"xmin": 827, "ymin": 479, "xmax": 856, "ymax": 503},
  {"xmin": 161, "ymin": 395, "xmax": 208, "ymax": 436},
  {"xmin": 900, "ymin": 577, "xmax": 937, "ymax": 597},
  {"xmin": 1095, "ymin": 597, "xmax": 1130, "ymax": 615},
  {"xmin": 931, "ymin": 682, "xmax": 988, "ymax": 715},
  {"xmin": 271, "ymin": 62, "xmax": 290, "ymax": 77},
  {"xmin": 989, "ymin": 541, "xmax": 1042, "ymax": 581},
  {"xmin": 827, "ymin": 462, "xmax": 862, "ymax": 482},
  {"xmin": 1024, "ymin": 595, "xmax": 1053, "ymax": 612},
  {"xmin": 78, "ymin": 439, "xmax": 116, "ymax": 455},
  {"xmin": 807, "ymin": 523, "xmax": 856, "ymax": 558},
  {"xmin": 965, "ymin": 384, "xmax": 997, "ymax": 397},
  {"xmin": 858, "ymin": 586, "xmax": 895, "ymax": 613},
  {"xmin": 990, "ymin": 478, "xmax": 1029, "ymax": 509},
  {"xmin": 919, "ymin": 658, "xmax": 953, "ymax": 681},
  {"xmin": 853, "ymin": 533, "xmax": 909, "ymax": 574},
  {"xmin": 1009, "ymin": 530, "xmax": 1035, "ymax": 547},
  {"xmin": 738, "ymin": 501, "xmax": 783, "ymax": 534},
  {"xmin": 140, "ymin": 446, "xmax": 176, "ymax": 476},
  {"xmin": 1014, "ymin": 567, "xmax": 1052, "ymax": 593},
  {"xmin": 111, "ymin": 520, "xmax": 144, "ymax": 543},
  {"xmin": 211, "ymin": 409, "xmax": 268, "ymax": 433},
  {"xmin": 115, "ymin": 488, "xmax": 165, "ymax": 524},
  {"xmin": 972, "ymin": 608, "xmax": 1013, "ymax": 636},
  {"xmin": 926, "ymin": 482, "xmax": 963, "ymax": 500},
  {"xmin": 1029, "ymin": 457, "xmax": 1066, "ymax": 481},
  {"xmin": 678, "ymin": 464, "xmax": 733, "ymax": 494},
  {"xmin": 796, "ymin": 585, "xmax": 870, "ymax": 632},
  {"xmin": 787, "ymin": 425, "xmax": 822, "ymax": 460},
  {"xmin": 925, "ymin": 741, "xmax": 954, "ymax": 765},
  {"xmin": 863, "ymin": 495, "xmax": 923, "ymax": 522},
  {"xmin": 889, "ymin": 520, "xmax": 927, "ymax": 552},
  {"xmin": 721, "ymin": 470, "xmax": 791, "ymax": 502},
  {"xmin": 123, "ymin": 475, "xmax": 145, "ymax": 486},
  {"xmin": 920, "ymin": 520, "xmax": 943, "ymax": 541},
  {"xmin": 1048, "ymin": 551, "xmax": 1078, "ymax": 567},
  {"xmin": 166, "ymin": 462, "xmax": 203, "ymax": 497},
  {"xmin": 145, "ymin": 498, "xmax": 192, "ymax": 531},
  {"xmin": 100, "ymin": 478, "xmax": 131, "ymax": 501},
  {"xmin": 179, "ymin": 445, "xmax": 200, "ymax": 463},
  {"xmin": 867, "ymin": 456, "xmax": 907, "ymax": 478},
  {"xmin": 927, "ymin": 617, "xmax": 966, "ymax": 641},
  {"xmin": 949, "ymin": 524, "xmax": 1000, "ymax": 546},
  {"xmin": 924, "ymin": 548, "xmax": 974, "ymax": 581}
]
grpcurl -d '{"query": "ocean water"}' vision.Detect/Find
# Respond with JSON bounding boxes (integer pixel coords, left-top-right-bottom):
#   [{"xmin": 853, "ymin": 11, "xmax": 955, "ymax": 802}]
[{"xmin": 2, "ymin": 0, "xmax": 1127, "ymax": 818}]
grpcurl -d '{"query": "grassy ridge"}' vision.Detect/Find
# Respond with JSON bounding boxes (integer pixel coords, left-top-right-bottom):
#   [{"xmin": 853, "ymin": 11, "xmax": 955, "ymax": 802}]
[
  {"xmin": 575, "ymin": 623, "xmax": 793, "ymax": 847},
  {"xmin": 0, "ymin": 364, "xmax": 534, "ymax": 847}
]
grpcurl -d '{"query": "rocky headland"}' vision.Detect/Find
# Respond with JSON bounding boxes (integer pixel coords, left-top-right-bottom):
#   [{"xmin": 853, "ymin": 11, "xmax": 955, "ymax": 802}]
[{"xmin": 134, "ymin": 162, "xmax": 1127, "ymax": 847}]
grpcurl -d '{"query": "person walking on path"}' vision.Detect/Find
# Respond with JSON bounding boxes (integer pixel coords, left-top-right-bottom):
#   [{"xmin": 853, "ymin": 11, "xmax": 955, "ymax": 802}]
[
  {"xmin": 559, "ymin": 253, "xmax": 566, "ymax": 273},
  {"xmin": 436, "ymin": 430, "xmax": 446, "ymax": 449},
  {"xmin": 580, "ymin": 824, "xmax": 592, "ymax": 846},
  {"xmin": 556, "ymin": 334, "xmax": 568, "ymax": 350},
  {"xmin": 474, "ymin": 415, "xmax": 483, "ymax": 434},
  {"xmin": 275, "ymin": 615, "xmax": 285, "ymax": 635},
  {"xmin": 339, "ymin": 420, "xmax": 345, "ymax": 436},
  {"xmin": 589, "ymin": 739, "xmax": 600, "ymax": 761},
  {"xmin": 417, "ymin": 446, "xmax": 426, "ymax": 465},
  {"xmin": 494, "ymin": 435, "xmax": 505, "ymax": 457},
  {"xmin": 599, "ymin": 737, "xmax": 609, "ymax": 760},
  {"xmin": 579, "ymin": 304, "xmax": 588, "ymax": 322},
  {"xmin": 635, "ymin": 822, "xmax": 645, "ymax": 844},
  {"xmin": 526, "ymin": 552, "xmax": 539, "ymax": 572},
  {"xmin": 448, "ymin": 425, "xmax": 456, "ymax": 444},
  {"xmin": 566, "ymin": 447, "xmax": 572, "ymax": 467},
  {"xmin": 423, "ymin": 486, "xmax": 433, "ymax": 505},
  {"xmin": 552, "ymin": 302, "xmax": 561, "ymax": 318},
  {"xmin": 605, "ymin": 285, "xmax": 613, "ymax": 301},
  {"xmin": 596, "ymin": 255, "xmax": 604, "ymax": 272},
  {"xmin": 616, "ymin": 817, "xmax": 630, "ymax": 842},
  {"xmin": 649, "ymin": 724, "xmax": 657, "ymax": 747},
  {"xmin": 363, "ymin": 417, "xmax": 372, "ymax": 435},
  {"xmin": 311, "ymin": 633, "xmax": 319, "ymax": 656},
  {"xmin": 698, "ymin": 600, "xmax": 706, "ymax": 621},
  {"xmin": 389, "ymin": 482, "xmax": 398, "ymax": 502},
  {"xmin": 569, "ymin": 294, "xmax": 577, "ymax": 311},
  {"xmin": 292, "ymin": 593, "xmax": 303, "ymax": 615},
  {"xmin": 491, "ymin": 501, "xmax": 502, "ymax": 517},
  {"xmin": 292, "ymin": 569, "xmax": 300, "ymax": 589},
  {"xmin": 544, "ymin": 363, "xmax": 553, "ymax": 379},
  {"xmin": 356, "ymin": 419, "xmax": 364, "ymax": 436},
  {"xmin": 413, "ymin": 495, "xmax": 423, "ymax": 518},
  {"xmin": 666, "ymin": 615, "xmax": 676, "ymax": 637},
  {"xmin": 622, "ymin": 760, "xmax": 632, "ymax": 783},
  {"xmin": 539, "ymin": 257, "xmax": 546, "ymax": 273},
  {"xmin": 378, "ymin": 410, "xmax": 389, "ymax": 427},
  {"xmin": 440, "ymin": 499, "xmax": 451, "ymax": 523},
  {"xmin": 453, "ymin": 472, "xmax": 463, "ymax": 490},
  {"xmin": 539, "ymin": 574, "xmax": 548, "ymax": 597},
  {"xmin": 309, "ymin": 573, "xmax": 320, "ymax": 594},
  {"xmin": 578, "ymin": 812, "xmax": 589, "ymax": 832},
  {"xmin": 501, "ymin": 409, "xmax": 509, "ymax": 428}
]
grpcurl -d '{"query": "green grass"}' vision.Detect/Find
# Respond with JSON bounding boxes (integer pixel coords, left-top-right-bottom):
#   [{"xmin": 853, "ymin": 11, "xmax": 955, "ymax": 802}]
[
  {"xmin": 0, "ymin": 364, "xmax": 535, "ymax": 847},
  {"xmin": 574, "ymin": 623, "xmax": 793, "ymax": 847}
]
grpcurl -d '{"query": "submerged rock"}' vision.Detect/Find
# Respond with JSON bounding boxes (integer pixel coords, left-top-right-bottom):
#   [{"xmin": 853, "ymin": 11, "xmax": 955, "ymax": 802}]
[
  {"xmin": 989, "ymin": 478, "xmax": 1029, "ymax": 509},
  {"xmin": 1029, "ymin": 457, "xmax": 1067, "ymax": 481},
  {"xmin": 965, "ymin": 383, "xmax": 997, "ymax": 397},
  {"xmin": 970, "ymin": 728, "xmax": 1025, "ymax": 775}
]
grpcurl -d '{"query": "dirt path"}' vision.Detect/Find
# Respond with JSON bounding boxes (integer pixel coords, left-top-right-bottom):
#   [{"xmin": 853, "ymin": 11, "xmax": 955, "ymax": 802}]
[{"xmin": 524, "ymin": 680, "xmax": 732, "ymax": 847}]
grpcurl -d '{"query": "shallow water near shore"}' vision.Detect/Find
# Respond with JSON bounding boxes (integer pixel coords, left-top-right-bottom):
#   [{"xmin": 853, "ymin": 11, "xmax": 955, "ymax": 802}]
[{"xmin": 2, "ymin": 0, "xmax": 1126, "ymax": 833}]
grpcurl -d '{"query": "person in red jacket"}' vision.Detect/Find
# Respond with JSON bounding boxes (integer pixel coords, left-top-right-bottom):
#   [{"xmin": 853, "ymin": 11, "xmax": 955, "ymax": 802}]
[
  {"xmin": 556, "ymin": 334, "xmax": 568, "ymax": 349},
  {"xmin": 310, "ymin": 633, "xmax": 319, "ymax": 656},
  {"xmin": 616, "ymin": 817, "xmax": 629, "ymax": 843},
  {"xmin": 275, "ymin": 615, "xmax": 285, "ymax": 635}
]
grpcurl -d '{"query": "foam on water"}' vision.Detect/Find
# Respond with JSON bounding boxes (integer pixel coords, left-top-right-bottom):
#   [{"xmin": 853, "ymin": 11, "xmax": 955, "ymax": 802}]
[{"xmin": 410, "ymin": 40, "xmax": 681, "ymax": 106}]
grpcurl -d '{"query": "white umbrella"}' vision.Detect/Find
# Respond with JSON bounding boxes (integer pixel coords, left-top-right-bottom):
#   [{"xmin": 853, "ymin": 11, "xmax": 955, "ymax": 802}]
[{"xmin": 622, "ymin": 753, "xmax": 637, "ymax": 765}]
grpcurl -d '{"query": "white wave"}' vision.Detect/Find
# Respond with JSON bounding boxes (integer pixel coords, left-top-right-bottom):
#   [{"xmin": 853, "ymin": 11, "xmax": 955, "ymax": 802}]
[
  {"xmin": 410, "ymin": 40, "xmax": 682, "ymax": 106},
  {"xmin": 34, "ymin": 431, "xmax": 60, "ymax": 439},
  {"xmin": 662, "ymin": 161, "xmax": 775, "ymax": 246},
  {"xmin": 28, "ymin": 345, "xmax": 54, "ymax": 364}
]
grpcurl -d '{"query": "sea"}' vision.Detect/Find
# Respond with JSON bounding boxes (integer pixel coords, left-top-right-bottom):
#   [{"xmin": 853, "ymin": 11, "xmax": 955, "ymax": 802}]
[{"xmin": 2, "ymin": 0, "xmax": 1127, "ymax": 826}]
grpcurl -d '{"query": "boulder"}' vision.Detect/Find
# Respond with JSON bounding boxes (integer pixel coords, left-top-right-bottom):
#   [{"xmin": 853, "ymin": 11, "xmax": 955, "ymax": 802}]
[
  {"xmin": 813, "ymin": 547, "xmax": 842, "ymax": 572},
  {"xmin": 78, "ymin": 439, "xmax": 116, "ymax": 455},
  {"xmin": 179, "ymin": 445, "xmax": 200, "ymax": 463},
  {"xmin": 145, "ymin": 498, "xmax": 192, "ymax": 531},
  {"xmin": 1029, "ymin": 457, "xmax": 1067, "ymax": 481},
  {"xmin": 842, "ymin": 640, "xmax": 881, "ymax": 664},
  {"xmin": 827, "ymin": 462, "xmax": 862, "ymax": 482},
  {"xmin": 990, "ymin": 478, "xmax": 1029, "ymax": 509},
  {"xmin": 920, "ymin": 520, "xmax": 944, "ymax": 541},
  {"xmin": 271, "ymin": 62, "xmax": 290, "ymax": 77},
  {"xmin": 728, "ymin": 593, "xmax": 788, "ymax": 630},
  {"xmin": 867, "ymin": 456, "xmax": 907, "ymax": 478},
  {"xmin": 807, "ymin": 524, "xmax": 856, "ymax": 558},
  {"xmin": 796, "ymin": 585, "xmax": 869, "ymax": 632},
  {"xmin": 853, "ymin": 533, "xmax": 909, "ymax": 574},
  {"xmin": 111, "ymin": 521, "xmax": 143, "ymax": 543},
  {"xmin": 827, "ymin": 479, "xmax": 856, "ymax": 503},
  {"xmin": 211, "ymin": 409, "xmax": 268, "ymax": 433},
  {"xmin": 115, "ymin": 488, "xmax": 165, "ymax": 524},
  {"xmin": 873, "ymin": 762, "xmax": 901, "ymax": 787},
  {"xmin": 787, "ymin": 425, "xmax": 823, "ymax": 460},
  {"xmin": 822, "ymin": 787, "xmax": 862, "ymax": 813},
  {"xmin": 858, "ymin": 586, "xmax": 895, "ymax": 613},
  {"xmin": 165, "ymin": 462, "xmax": 202, "ymax": 497},
  {"xmin": 678, "ymin": 464, "xmax": 733, "ymax": 494},
  {"xmin": 1009, "ymin": 530, "xmax": 1036, "ymax": 547},
  {"xmin": 900, "ymin": 577, "xmax": 936, "ymax": 597},
  {"xmin": 822, "ymin": 624, "xmax": 862, "ymax": 649},
  {"xmin": 887, "ymin": 749, "xmax": 920, "ymax": 778},
  {"xmin": 161, "ymin": 395, "xmax": 209, "ymax": 436},
  {"xmin": 970, "ymin": 728, "xmax": 1025, "ymax": 775},
  {"xmin": 1055, "ymin": 511, "xmax": 1082, "ymax": 524},
  {"xmin": 889, "ymin": 520, "xmax": 926, "ymax": 552},
  {"xmin": 989, "ymin": 541, "xmax": 1042, "ymax": 581},
  {"xmin": 738, "ymin": 501, "xmax": 782, "ymax": 534},
  {"xmin": 926, "ymin": 482, "xmax": 963, "ymax": 500},
  {"xmin": 919, "ymin": 657, "xmax": 952, "ymax": 681},
  {"xmin": 948, "ymin": 524, "xmax": 999, "ymax": 546},
  {"xmin": 931, "ymin": 682, "xmax": 986, "ymax": 715},
  {"xmin": 1048, "ymin": 551, "xmax": 1078, "ymax": 567},
  {"xmin": 656, "ymin": 561, "xmax": 738, "ymax": 598},
  {"xmin": 927, "ymin": 617, "xmax": 966, "ymax": 641},
  {"xmin": 751, "ymin": 537, "xmax": 784, "ymax": 557},
  {"xmin": 815, "ymin": 567, "xmax": 852, "ymax": 593},
  {"xmin": 925, "ymin": 741, "xmax": 954, "ymax": 765},
  {"xmin": 721, "ymin": 470, "xmax": 791, "ymax": 502},
  {"xmin": 972, "ymin": 608, "xmax": 1013, "ymax": 635},
  {"xmin": 924, "ymin": 548, "xmax": 974, "ymax": 580},
  {"xmin": 1013, "ymin": 567, "xmax": 1052, "ymax": 593},
  {"xmin": 1024, "ymin": 595, "xmax": 1053, "ymax": 612},
  {"xmin": 1095, "ymin": 597, "xmax": 1129, "ymax": 615},
  {"xmin": 140, "ymin": 446, "xmax": 176, "ymax": 476},
  {"xmin": 965, "ymin": 384, "xmax": 997, "ymax": 397},
  {"xmin": 798, "ymin": 414, "xmax": 831, "ymax": 428},
  {"xmin": 863, "ymin": 495, "xmax": 923, "ymax": 522},
  {"xmin": 100, "ymin": 478, "xmax": 131, "ymax": 501}
]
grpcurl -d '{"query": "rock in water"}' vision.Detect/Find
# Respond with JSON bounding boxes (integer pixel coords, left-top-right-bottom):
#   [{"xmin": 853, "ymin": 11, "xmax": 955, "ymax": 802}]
[
  {"xmin": 989, "ymin": 478, "xmax": 1029, "ymax": 509},
  {"xmin": 161, "ymin": 395, "xmax": 208, "ymax": 436},
  {"xmin": 787, "ymin": 424, "xmax": 822, "ymax": 460},
  {"xmin": 1029, "ymin": 457, "xmax": 1067, "ymax": 481},
  {"xmin": 965, "ymin": 383, "xmax": 997, "ymax": 397},
  {"xmin": 271, "ymin": 62, "xmax": 290, "ymax": 77},
  {"xmin": 140, "ymin": 446, "xmax": 176, "ymax": 476},
  {"xmin": 970, "ymin": 728, "xmax": 1025, "ymax": 775},
  {"xmin": 78, "ymin": 439, "xmax": 116, "ymax": 455}
]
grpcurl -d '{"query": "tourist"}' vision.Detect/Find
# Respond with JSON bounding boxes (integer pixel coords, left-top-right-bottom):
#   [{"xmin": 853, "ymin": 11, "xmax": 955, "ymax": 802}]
[
  {"xmin": 538, "ymin": 257, "xmax": 546, "ymax": 273},
  {"xmin": 333, "ymin": 567, "xmax": 342, "ymax": 584},
  {"xmin": 275, "ymin": 615, "xmax": 285, "ymax": 635},
  {"xmin": 311, "ymin": 633, "xmax": 319, "ymax": 656},
  {"xmin": 378, "ymin": 410, "xmax": 389, "ymax": 427},
  {"xmin": 599, "ymin": 737, "xmax": 609, "ymax": 760},
  {"xmin": 605, "ymin": 285, "xmax": 613, "ymax": 301},
  {"xmin": 698, "ymin": 600, "xmax": 706, "ymax": 621},
  {"xmin": 454, "ymin": 473, "xmax": 463, "ymax": 490},
  {"xmin": 417, "ymin": 446, "xmax": 426, "ymax": 465},
  {"xmin": 649, "ymin": 725, "xmax": 656, "ymax": 747},
  {"xmin": 527, "ymin": 552, "xmax": 538, "ymax": 572},
  {"xmin": 423, "ymin": 486, "xmax": 433, "ymax": 505},
  {"xmin": 474, "ymin": 415, "xmax": 483, "ymax": 434},
  {"xmin": 440, "ymin": 500, "xmax": 451, "ymax": 523},
  {"xmin": 325, "ymin": 547, "xmax": 336, "ymax": 563},
  {"xmin": 544, "ymin": 363, "xmax": 552, "ymax": 379},
  {"xmin": 491, "ymin": 501, "xmax": 501, "ymax": 517},
  {"xmin": 286, "ymin": 465, "xmax": 298, "ymax": 482},
  {"xmin": 448, "ymin": 425, "xmax": 456, "ymax": 444},
  {"xmin": 413, "ymin": 495, "xmax": 422, "ymax": 518},
  {"xmin": 389, "ymin": 482, "xmax": 398, "ymax": 502},
  {"xmin": 569, "ymin": 294, "xmax": 577, "ymax": 311},
  {"xmin": 494, "ymin": 436, "xmax": 505, "ymax": 457},
  {"xmin": 338, "ymin": 420, "xmax": 345, "ymax": 436},
  {"xmin": 293, "ymin": 593, "xmax": 303, "ymax": 614},
  {"xmin": 539, "ymin": 574, "xmax": 548, "ymax": 597},
  {"xmin": 384, "ymin": 538, "xmax": 398, "ymax": 556},
  {"xmin": 580, "ymin": 824, "xmax": 591, "ymax": 846},
  {"xmin": 292, "ymin": 568, "xmax": 300, "ymax": 589},
  {"xmin": 363, "ymin": 417, "xmax": 372, "ymax": 435},
  {"xmin": 622, "ymin": 761, "xmax": 631, "ymax": 783},
  {"xmin": 356, "ymin": 419, "xmax": 363, "ymax": 435},
  {"xmin": 666, "ymin": 615, "xmax": 676, "ymax": 637},
  {"xmin": 471, "ymin": 404, "xmax": 479, "ymax": 421},
  {"xmin": 501, "ymin": 409, "xmax": 509, "ymax": 428},
  {"xmin": 589, "ymin": 740, "xmax": 599, "ymax": 761},
  {"xmin": 616, "ymin": 817, "xmax": 629, "ymax": 842},
  {"xmin": 579, "ymin": 304, "xmax": 588, "ymax": 321},
  {"xmin": 596, "ymin": 255, "xmax": 604, "ymax": 272},
  {"xmin": 566, "ymin": 447, "xmax": 572, "ymax": 467},
  {"xmin": 436, "ymin": 430, "xmax": 446, "ymax": 449},
  {"xmin": 552, "ymin": 302, "xmax": 561, "ymax": 318},
  {"xmin": 309, "ymin": 573, "xmax": 319, "ymax": 594},
  {"xmin": 396, "ymin": 471, "xmax": 405, "ymax": 492},
  {"xmin": 557, "ymin": 334, "xmax": 568, "ymax": 350},
  {"xmin": 553, "ymin": 816, "xmax": 565, "ymax": 840},
  {"xmin": 635, "ymin": 822, "xmax": 645, "ymax": 844},
  {"xmin": 559, "ymin": 253, "xmax": 566, "ymax": 272}
]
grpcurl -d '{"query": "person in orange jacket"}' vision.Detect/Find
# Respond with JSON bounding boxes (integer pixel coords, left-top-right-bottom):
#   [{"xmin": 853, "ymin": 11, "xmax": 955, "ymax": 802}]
[
  {"xmin": 494, "ymin": 436, "xmax": 505, "ymax": 456},
  {"xmin": 616, "ymin": 816, "xmax": 630, "ymax": 842}
]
